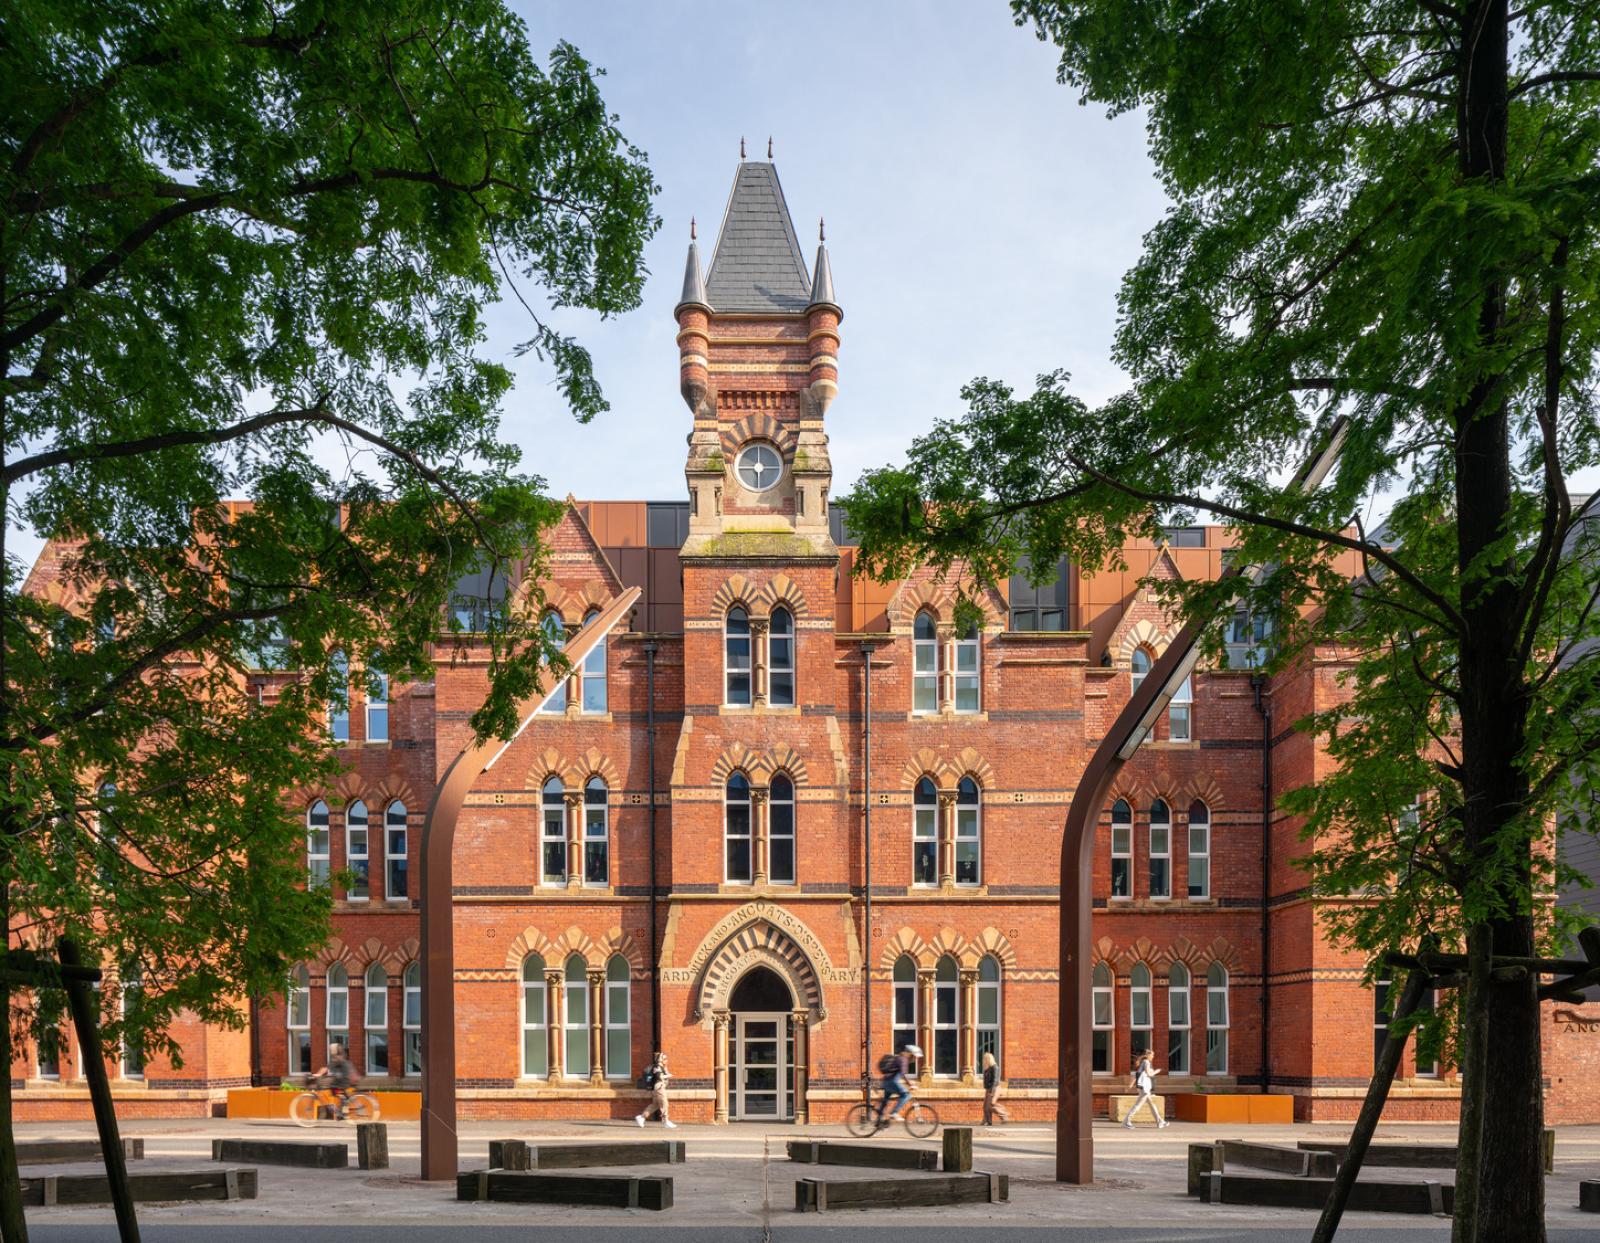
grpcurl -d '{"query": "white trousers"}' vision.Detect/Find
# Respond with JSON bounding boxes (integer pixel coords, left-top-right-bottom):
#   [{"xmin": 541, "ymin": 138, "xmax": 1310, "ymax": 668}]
[{"xmin": 1126, "ymin": 1086, "xmax": 1162, "ymax": 1124}]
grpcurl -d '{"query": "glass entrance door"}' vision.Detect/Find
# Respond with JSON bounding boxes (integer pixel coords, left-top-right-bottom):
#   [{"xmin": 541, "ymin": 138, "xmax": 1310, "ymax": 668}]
[{"xmin": 734, "ymin": 1013, "xmax": 786, "ymax": 1120}]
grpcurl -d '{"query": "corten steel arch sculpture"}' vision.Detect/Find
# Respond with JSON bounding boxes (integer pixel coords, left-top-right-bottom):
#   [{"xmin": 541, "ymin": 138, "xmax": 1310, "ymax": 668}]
[
  {"xmin": 1054, "ymin": 422, "xmax": 1346, "ymax": 1183},
  {"xmin": 419, "ymin": 586, "xmax": 639, "ymax": 1181}
]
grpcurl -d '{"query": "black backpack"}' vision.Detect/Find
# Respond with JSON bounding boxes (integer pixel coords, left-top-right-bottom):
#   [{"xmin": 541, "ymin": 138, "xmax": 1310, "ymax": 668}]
[
  {"xmin": 642, "ymin": 1064, "xmax": 661, "ymax": 1088},
  {"xmin": 877, "ymin": 1053, "xmax": 900, "ymax": 1075}
]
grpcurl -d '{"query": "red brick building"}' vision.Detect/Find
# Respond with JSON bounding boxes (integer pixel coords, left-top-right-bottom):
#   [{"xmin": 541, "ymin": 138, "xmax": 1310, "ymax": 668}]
[{"xmin": 16, "ymin": 158, "xmax": 1597, "ymax": 1124}]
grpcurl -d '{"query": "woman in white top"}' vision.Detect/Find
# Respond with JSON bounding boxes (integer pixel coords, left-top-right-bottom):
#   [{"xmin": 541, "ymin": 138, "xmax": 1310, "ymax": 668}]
[{"xmin": 1123, "ymin": 1050, "xmax": 1169, "ymax": 1128}]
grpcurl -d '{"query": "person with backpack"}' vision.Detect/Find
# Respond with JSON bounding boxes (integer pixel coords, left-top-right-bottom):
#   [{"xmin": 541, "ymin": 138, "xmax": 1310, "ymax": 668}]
[
  {"xmin": 1123, "ymin": 1049, "xmax": 1168, "ymax": 1128},
  {"xmin": 872, "ymin": 1043, "xmax": 921, "ymax": 1129},
  {"xmin": 634, "ymin": 1051, "xmax": 675, "ymax": 1128},
  {"xmin": 981, "ymin": 1050, "xmax": 1010, "ymax": 1125}
]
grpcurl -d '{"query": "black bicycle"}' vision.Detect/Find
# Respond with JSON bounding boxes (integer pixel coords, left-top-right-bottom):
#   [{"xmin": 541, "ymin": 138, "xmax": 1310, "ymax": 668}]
[{"xmin": 844, "ymin": 1093, "xmax": 940, "ymax": 1138}]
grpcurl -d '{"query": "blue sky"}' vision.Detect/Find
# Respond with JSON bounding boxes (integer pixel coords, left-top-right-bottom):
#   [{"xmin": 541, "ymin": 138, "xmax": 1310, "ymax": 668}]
[{"xmin": 501, "ymin": 0, "xmax": 1167, "ymax": 504}]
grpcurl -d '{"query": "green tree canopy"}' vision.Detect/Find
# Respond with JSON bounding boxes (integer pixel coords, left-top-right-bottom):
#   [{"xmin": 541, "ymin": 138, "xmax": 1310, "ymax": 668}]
[
  {"xmin": 0, "ymin": 4, "xmax": 656, "ymax": 1234},
  {"xmin": 843, "ymin": 4, "xmax": 1597, "ymax": 1240}
]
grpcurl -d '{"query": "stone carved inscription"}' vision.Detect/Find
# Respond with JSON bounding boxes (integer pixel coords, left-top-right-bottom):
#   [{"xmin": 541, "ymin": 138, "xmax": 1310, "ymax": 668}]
[{"xmin": 658, "ymin": 899, "xmax": 854, "ymax": 986}]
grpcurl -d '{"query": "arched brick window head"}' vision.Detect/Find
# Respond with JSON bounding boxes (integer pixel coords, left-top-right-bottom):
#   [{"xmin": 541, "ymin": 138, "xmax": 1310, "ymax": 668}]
[
  {"xmin": 769, "ymin": 607, "xmax": 795, "ymax": 706},
  {"xmin": 912, "ymin": 613, "xmax": 938, "ymax": 713},
  {"xmin": 725, "ymin": 607, "xmax": 752, "ymax": 705},
  {"xmin": 912, "ymin": 778, "xmax": 938, "ymax": 886}
]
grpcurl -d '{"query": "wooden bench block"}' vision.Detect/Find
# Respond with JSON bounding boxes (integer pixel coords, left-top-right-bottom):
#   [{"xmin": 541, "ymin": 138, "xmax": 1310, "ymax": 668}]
[
  {"xmin": 488, "ymin": 1139, "xmax": 530, "ymax": 1171},
  {"xmin": 456, "ymin": 1170, "xmax": 672, "ymax": 1210},
  {"xmin": 1578, "ymin": 1180, "xmax": 1599, "ymax": 1213},
  {"xmin": 1298, "ymin": 1140, "xmax": 1456, "ymax": 1169},
  {"xmin": 943, "ymin": 1127, "xmax": 973, "ymax": 1173},
  {"xmin": 785, "ymin": 1140, "xmax": 936, "ymax": 1170},
  {"xmin": 795, "ymin": 1171, "xmax": 1009, "ymax": 1212},
  {"xmin": 1202, "ymin": 1173, "xmax": 1453, "ymax": 1214},
  {"xmin": 357, "ymin": 1123, "xmax": 388, "ymax": 1171},
  {"xmin": 211, "ymin": 1138, "xmax": 347, "ymax": 1168},
  {"xmin": 17, "ymin": 1138, "xmax": 143, "ymax": 1166},
  {"xmin": 1187, "ymin": 1143, "xmax": 1221, "ymax": 1196},
  {"xmin": 526, "ymin": 1141, "xmax": 684, "ymax": 1169},
  {"xmin": 1219, "ymin": 1140, "xmax": 1334, "ymax": 1178},
  {"xmin": 20, "ymin": 1168, "xmax": 258, "ymax": 1206}
]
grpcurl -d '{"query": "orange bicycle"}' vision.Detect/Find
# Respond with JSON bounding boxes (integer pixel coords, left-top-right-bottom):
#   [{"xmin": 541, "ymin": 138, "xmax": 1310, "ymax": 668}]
[{"xmin": 291, "ymin": 1078, "xmax": 380, "ymax": 1127}]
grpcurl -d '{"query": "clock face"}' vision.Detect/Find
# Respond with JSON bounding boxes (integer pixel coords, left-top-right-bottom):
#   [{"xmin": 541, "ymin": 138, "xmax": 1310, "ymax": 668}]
[{"xmin": 735, "ymin": 442, "xmax": 783, "ymax": 492}]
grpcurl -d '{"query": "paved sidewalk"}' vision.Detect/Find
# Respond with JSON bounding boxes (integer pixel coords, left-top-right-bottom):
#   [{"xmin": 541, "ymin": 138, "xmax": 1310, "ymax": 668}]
[{"xmin": 14, "ymin": 1116, "xmax": 1600, "ymax": 1236}]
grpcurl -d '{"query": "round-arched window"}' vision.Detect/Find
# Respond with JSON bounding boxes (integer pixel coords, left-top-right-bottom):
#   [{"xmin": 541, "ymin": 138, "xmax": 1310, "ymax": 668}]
[{"xmin": 736, "ymin": 443, "xmax": 783, "ymax": 492}]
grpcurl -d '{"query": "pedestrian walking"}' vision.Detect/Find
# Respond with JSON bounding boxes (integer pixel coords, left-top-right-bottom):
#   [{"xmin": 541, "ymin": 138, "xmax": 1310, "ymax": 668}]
[
  {"xmin": 1123, "ymin": 1050, "xmax": 1168, "ymax": 1128},
  {"xmin": 981, "ymin": 1050, "xmax": 1010, "ymax": 1125},
  {"xmin": 635, "ymin": 1051, "xmax": 676, "ymax": 1128}
]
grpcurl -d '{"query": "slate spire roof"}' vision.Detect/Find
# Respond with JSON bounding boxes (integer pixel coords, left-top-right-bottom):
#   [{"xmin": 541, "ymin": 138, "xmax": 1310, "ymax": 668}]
[
  {"xmin": 809, "ymin": 232, "xmax": 837, "ymax": 312},
  {"xmin": 705, "ymin": 162, "xmax": 813, "ymax": 314},
  {"xmin": 677, "ymin": 219, "xmax": 710, "ymax": 313}
]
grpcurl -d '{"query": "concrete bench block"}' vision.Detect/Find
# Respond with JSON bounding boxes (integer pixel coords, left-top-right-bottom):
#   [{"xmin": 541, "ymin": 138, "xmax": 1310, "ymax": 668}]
[
  {"xmin": 211, "ymin": 1138, "xmax": 347, "ymax": 1168},
  {"xmin": 1108, "ymin": 1094, "xmax": 1164, "ymax": 1124},
  {"xmin": 456, "ymin": 1169, "xmax": 672, "ymax": 1210},
  {"xmin": 795, "ymin": 1171, "xmax": 1008, "ymax": 1212},
  {"xmin": 786, "ymin": 1140, "xmax": 937, "ymax": 1170}
]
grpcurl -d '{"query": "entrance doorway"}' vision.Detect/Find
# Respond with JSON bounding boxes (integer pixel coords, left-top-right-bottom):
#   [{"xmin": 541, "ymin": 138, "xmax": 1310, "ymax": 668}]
[{"xmin": 729, "ymin": 967, "xmax": 796, "ymax": 1121}]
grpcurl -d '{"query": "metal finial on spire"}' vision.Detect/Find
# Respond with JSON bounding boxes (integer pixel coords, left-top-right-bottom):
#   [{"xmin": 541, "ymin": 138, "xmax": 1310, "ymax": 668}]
[
  {"xmin": 819, "ymin": 217, "xmax": 826, "ymax": 243},
  {"xmin": 767, "ymin": 136, "xmax": 773, "ymax": 159},
  {"xmin": 690, "ymin": 216, "xmax": 697, "ymax": 241},
  {"xmin": 740, "ymin": 136, "xmax": 746, "ymax": 160}
]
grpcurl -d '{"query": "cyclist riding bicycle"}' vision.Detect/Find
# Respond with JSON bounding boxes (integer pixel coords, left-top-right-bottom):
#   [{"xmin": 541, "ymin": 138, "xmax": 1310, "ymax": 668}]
[
  {"xmin": 313, "ymin": 1044, "xmax": 360, "ymax": 1119},
  {"xmin": 873, "ymin": 1043, "xmax": 921, "ymax": 1129}
]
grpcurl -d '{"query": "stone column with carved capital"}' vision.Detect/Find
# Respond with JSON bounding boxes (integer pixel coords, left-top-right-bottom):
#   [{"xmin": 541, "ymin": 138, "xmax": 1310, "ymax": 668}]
[
  {"xmin": 587, "ymin": 968, "xmax": 606, "ymax": 1083},
  {"xmin": 545, "ymin": 968, "xmax": 565, "ymax": 1080},
  {"xmin": 936, "ymin": 623, "xmax": 956, "ymax": 713},
  {"xmin": 564, "ymin": 791, "xmax": 584, "ymax": 888},
  {"xmin": 917, "ymin": 969, "xmax": 936, "ymax": 1085},
  {"xmin": 791, "ymin": 1010, "xmax": 810, "ymax": 1122},
  {"xmin": 713, "ymin": 1011, "xmax": 731, "ymax": 1123},
  {"xmin": 959, "ymin": 968, "xmax": 979, "ymax": 1083},
  {"xmin": 750, "ymin": 617, "xmax": 769, "ymax": 707},
  {"xmin": 751, "ymin": 785, "xmax": 769, "ymax": 886},
  {"xmin": 938, "ymin": 790, "xmax": 958, "ymax": 889}
]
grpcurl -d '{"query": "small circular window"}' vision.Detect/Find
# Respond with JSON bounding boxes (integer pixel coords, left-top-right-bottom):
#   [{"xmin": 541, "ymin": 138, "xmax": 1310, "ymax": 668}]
[{"xmin": 735, "ymin": 443, "xmax": 783, "ymax": 492}]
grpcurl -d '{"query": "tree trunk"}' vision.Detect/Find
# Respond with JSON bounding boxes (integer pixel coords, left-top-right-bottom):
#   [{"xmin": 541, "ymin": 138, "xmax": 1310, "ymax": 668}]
[
  {"xmin": 0, "ymin": 971, "xmax": 28, "ymax": 1243},
  {"xmin": 1452, "ymin": 925, "xmax": 1491, "ymax": 1243}
]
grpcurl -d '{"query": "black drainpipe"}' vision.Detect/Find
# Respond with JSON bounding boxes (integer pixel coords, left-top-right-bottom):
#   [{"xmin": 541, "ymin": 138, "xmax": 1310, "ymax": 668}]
[
  {"xmin": 644, "ymin": 641, "xmax": 660, "ymax": 1054},
  {"xmin": 1252, "ymin": 673, "xmax": 1272, "ymax": 1092},
  {"xmin": 860, "ymin": 641, "xmax": 873, "ymax": 1098}
]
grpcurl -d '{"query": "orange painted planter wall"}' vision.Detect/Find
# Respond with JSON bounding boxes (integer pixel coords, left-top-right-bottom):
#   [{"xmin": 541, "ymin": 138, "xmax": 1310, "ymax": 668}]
[
  {"xmin": 1169, "ymin": 1093, "xmax": 1294, "ymax": 1124},
  {"xmin": 225, "ymin": 1087, "xmax": 421, "ymax": 1121}
]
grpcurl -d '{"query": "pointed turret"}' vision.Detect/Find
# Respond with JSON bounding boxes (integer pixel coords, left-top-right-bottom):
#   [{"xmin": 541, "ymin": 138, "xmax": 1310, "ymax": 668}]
[
  {"xmin": 805, "ymin": 217, "xmax": 841, "ymax": 415},
  {"xmin": 676, "ymin": 217, "xmax": 711, "ymax": 315},
  {"xmin": 808, "ymin": 219, "xmax": 839, "ymax": 315},
  {"xmin": 675, "ymin": 218, "xmax": 712, "ymax": 414}
]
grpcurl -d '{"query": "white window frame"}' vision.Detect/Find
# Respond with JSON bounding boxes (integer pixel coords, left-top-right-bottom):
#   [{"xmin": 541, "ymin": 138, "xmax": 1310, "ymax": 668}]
[
  {"xmin": 563, "ymin": 955, "xmax": 590, "ymax": 1079},
  {"xmin": 912, "ymin": 613, "xmax": 938, "ymax": 713},
  {"xmin": 892, "ymin": 956, "xmax": 918, "ymax": 1071},
  {"xmin": 582, "ymin": 777, "xmax": 608, "ymax": 887},
  {"xmin": 1149, "ymin": 799, "xmax": 1171, "ymax": 900},
  {"xmin": 1373, "ymin": 973, "xmax": 1392, "ymax": 1073},
  {"xmin": 953, "ymin": 624, "xmax": 980, "ymax": 713},
  {"xmin": 402, "ymin": 962, "xmax": 422, "ymax": 1077},
  {"xmin": 366, "ymin": 654, "xmax": 388, "ymax": 742},
  {"xmin": 307, "ymin": 801, "xmax": 330, "ymax": 889},
  {"xmin": 932, "ymin": 956, "xmax": 959, "ymax": 1078},
  {"xmin": 1168, "ymin": 674, "xmax": 1192, "ymax": 741},
  {"xmin": 520, "ymin": 954, "xmax": 548, "ymax": 1079},
  {"xmin": 541, "ymin": 777, "xmax": 567, "ymax": 885},
  {"xmin": 1167, "ymin": 963, "xmax": 1190, "ymax": 1075},
  {"xmin": 1130, "ymin": 646, "xmax": 1152, "ymax": 695},
  {"xmin": 769, "ymin": 607, "xmax": 795, "ymax": 707},
  {"xmin": 539, "ymin": 613, "xmax": 567, "ymax": 713},
  {"xmin": 1130, "ymin": 963, "xmax": 1153, "ymax": 1057},
  {"xmin": 912, "ymin": 777, "xmax": 938, "ymax": 887},
  {"xmin": 604, "ymin": 955, "xmax": 630, "ymax": 1080},
  {"xmin": 724, "ymin": 773, "xmax": 753, "ymax": 884},
  {"xmin": 1206, "ymin": 963, "xmax": 1230, "ymax": 1074},
  {"xmin": 328, "ymin": 651, "xmax": 350, "ymax": 741},
  {"xmin": 768, "ymin": 772, "xmax": 795, "ymax": 885},
  {"xmin": 1091, "ymin": 962, "xmax": 1114, "ymax": 1074},
  {"xmin": 325, "ymin": 963, "xmax": 349, "ymax": 1062},
  {"xmin": 1110, "ymin": 800, "xmax": 1132, "ymax": 899},
  {"xmin": 955, "ymin": 776, "xmax": 981, "ymax": 887},
  {"xmin": 345, "ymin": 801, "xmax": 369, "ymax": 901},
  {"xmin": 287, "ymin": 965, "xmax": 311, "ymax": 1077},
  {"xmin": 976, "ymin": 955, "xmax": 1001, "ymax": 1071},
  {"xmin": 725, "ymin": 606, "xmax": 752, "ymax": 706},
  {"xmin": 581, "ymin": 609, "xmax": 607, "ymax": 713},
  {"xmin": 365, "ymin": 963, "xmax": 389, "ymax": 1076},
  {"xmin": 119, "ymin": 968, "xmax": 144, "ymax": 1079},
  {"xmin": 1187, "ymin": 801, "xmax": 1211, "ymax": 899},
  {"xmin": 385, "ymin": 800, "xmax": 408, "ymax": 900}
]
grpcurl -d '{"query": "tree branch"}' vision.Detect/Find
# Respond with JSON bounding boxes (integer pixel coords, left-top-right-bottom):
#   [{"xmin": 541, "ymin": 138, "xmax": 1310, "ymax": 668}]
[{"xmin": 1509, "ymin": 70, "xmax": 1600, "ymax": 99}]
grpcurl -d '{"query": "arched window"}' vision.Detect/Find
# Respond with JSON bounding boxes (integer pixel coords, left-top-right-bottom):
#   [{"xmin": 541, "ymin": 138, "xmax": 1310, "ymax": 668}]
[
  {"xmin": 541, "ymin": 777, "xmax": 567, "ymax": 885},
  {"xmin": 119, "ymin": 967, "xmax": 144, "ymax": 1079},
  {"xmin": 725, "ymin": 773, "xmax": 752, "ymax": 884},
  {"xmin": 1092, "ymin": 963, "xmax": 1113, "ymax": 1073},
  {"xmin": 346, "ymin": 801, "xmax": 369, "ymax": 901},
  {"xmin": 581, "ymin": 609, "xmax": 607, "ymax": 713},
  {"xmin": 912, "ymin": 612, "xmax": 938, "ymax": 713},
  {"xmin": 1149, "ymin": 799, "xmax": 1171, "ymax": 899},
  {"xmin": 95, "ymin": 781, "xmax": 117, "ymax": 886},
  {"xmin": 769, "ymin": 773, "xmax": 795, "ymax": 885},
  {"xmin": 1130, "ymin": 963, "xmax": 1153, "ymax": 1057},
  {"xmin": 955, "ymin": 776, "xmax": 981, "ymax": 886},
  {"xmin": 1206, "ymin": 963, "xmax": 1229, "ymax": 1074},
  {"xmin": 912, "ymin": 777, "xmax": 938, "ymax": 886},
  {"xmin": 725, "ymin": 606, "xmax": 752, "ymax": 705},
  {"xmin": 583, "ymin": 777, "xmax": 608, "ymax": 886},
  {"xmin": 402, "ymin": 962, "xmax": 422, "ymax": 1076},
  {"xmin": 1187, "ymin": 801, "xmax": 1211, "ymax": 899},
  {"xmin": 1168, "ymin": 674, "xmax": 1192, "ymax": 741},
  {"xmin": 329, "ymin": 651, "xmax": 350, "ymax": 741},
  {"xmin": 564, "ymin": 954, "xmax": 590, "ymax": 1078},
  {"xmin": 385, "ymin": 801, "xmax": 408, "ymax": 900},
  {"xmin": 520, "ymin": 954, "xmax": 547, "ymax": 1078},
  {"xmin": 604, "ymin": 955, "xmax": 630, "ymax": 1079},
  {"xmin": 365, "ymin": 964, "xmax": 389, "ymax": 1075},
  {"xmin": 1130, "ymin": 646, "xmax": 1152, "ymax": 695},
  {"xmin": 1168, "ymin": 963, "xmax": 1190, "ymax": 1074},
  {"xmin": 326, "ymin": 963, "xmax": 349, "ymax": 1062},
  {"xmin": 540, "ymin": 612, "xmax": 567, "ymax": 712},
  {"xmin": 933, "ymin": 956, "xmax": 959, "ymax": 1077},
  {"xmin": 366, "ymin": 653, "xmax": 389, "ymax": 742},
  {"xmin": 977, "ymin": 956, "xmax": 1002, "ymax": 1070},
  {"xmin": 892, "ymin": 956, "xmax": 918, "ymax": 1070},
  {"xmin": 306, "ymin": 801, "xmax": 330, "ymax": 889},
  {"xmin": 287, "ymin": 965, "xmax": 311, "ymax": 1076},
  {"xmin": 1110, "ymin": 800, "xmax": 1132, "ymax": 898},
  {"xmin": 769, "ymin": 606, "xmax": 795, "ymax": 706},
  {"xmin": 953, "ymin": 623, "xmax": 980, "ymax": 712}
]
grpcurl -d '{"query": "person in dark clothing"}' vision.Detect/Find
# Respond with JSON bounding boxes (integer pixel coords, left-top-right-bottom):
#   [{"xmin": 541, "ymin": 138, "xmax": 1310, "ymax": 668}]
[
  {"xmin": 981, "ymin": 1050, "xmax": 1010, "ymax": 1124},
  {"xmin": 314, "ymin": 1045, "xmax": 359, "ymax": 1118},
  {"xmin": 874, "ymin": 1044, "xmax": 921, "ymax": 1127}
]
